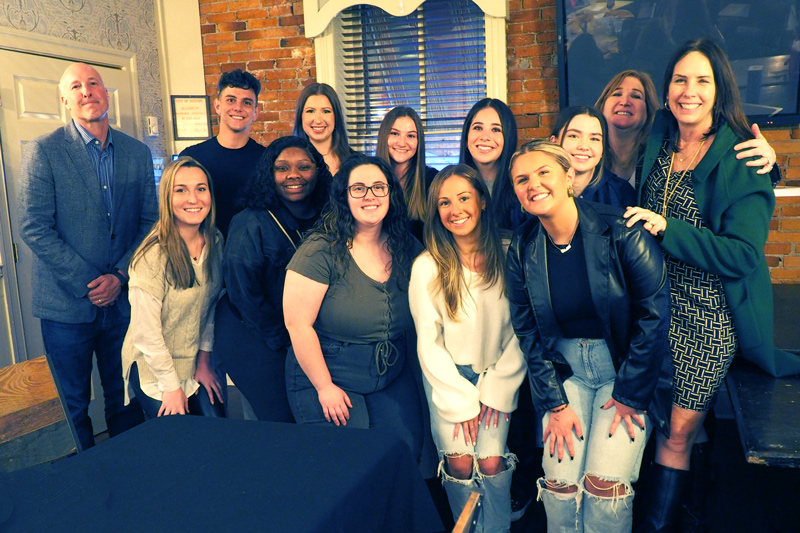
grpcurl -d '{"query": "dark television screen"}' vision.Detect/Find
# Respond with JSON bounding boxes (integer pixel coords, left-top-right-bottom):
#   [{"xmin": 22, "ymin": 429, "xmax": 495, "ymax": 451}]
[{"xmin": 556, "ymin": 0, "xmax": 800, "ymax": 126}]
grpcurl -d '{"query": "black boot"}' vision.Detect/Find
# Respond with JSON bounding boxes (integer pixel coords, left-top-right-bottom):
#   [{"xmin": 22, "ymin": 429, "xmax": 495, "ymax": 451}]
[
  {"xmin": 680, "ymin": 442, "xmax": 712, "ymax": 532},
  {"xmin": 636, "ymin": 463, "xmax": 690, "ymax": 533}
]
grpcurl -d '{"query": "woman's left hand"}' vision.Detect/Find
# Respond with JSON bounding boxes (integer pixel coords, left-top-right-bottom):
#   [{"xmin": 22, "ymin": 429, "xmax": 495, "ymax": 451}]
[
  {"xmin": 624, "ymin": 206, "xmax": 667, "ymax": 236},
  {"xmin": 602, "ymin": 398, "xmax": 645, "ymax": 441},
  {"xmin": 194, "ymin": 351, "xmax": 223, "ymax": 405},
  {"xmin": 734, "ymin": 124, "xmax": 776, "ymax": 175},
  {"xmin": 479, "ymin": 404, "xmax": 510, "ymax": 430}
]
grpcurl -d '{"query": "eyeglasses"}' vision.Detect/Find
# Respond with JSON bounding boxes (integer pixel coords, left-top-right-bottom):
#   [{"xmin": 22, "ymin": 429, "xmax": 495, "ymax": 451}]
[{"xmin": 347, "ymin": 183, "xmax": 390, "ymax": 198}]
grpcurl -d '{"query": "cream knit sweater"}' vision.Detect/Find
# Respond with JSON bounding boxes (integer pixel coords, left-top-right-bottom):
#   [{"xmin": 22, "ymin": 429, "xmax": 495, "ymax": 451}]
[
  {"xmin": 122, "ymin": 234, "xmax": 222, "ymax": 402},
  {"xmin": 409, "ymin": 251, "xmax": 526, "ymax": 424}
]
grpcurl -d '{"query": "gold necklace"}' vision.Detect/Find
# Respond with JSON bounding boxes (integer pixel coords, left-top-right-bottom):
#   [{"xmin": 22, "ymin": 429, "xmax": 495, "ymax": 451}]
[{"xmin": 662, "ymin": 140, "xmax": 705, "ymax": 216}]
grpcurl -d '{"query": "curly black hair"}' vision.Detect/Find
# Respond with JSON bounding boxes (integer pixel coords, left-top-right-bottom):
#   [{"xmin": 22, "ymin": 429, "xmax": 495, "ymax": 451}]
[
  {"xmin": 312, "ymin": 153, "xmax": 414, "ymax": 286},
  {"xmin": 241, "ymin": 136, "xmax": 331, "ymax": 211}
]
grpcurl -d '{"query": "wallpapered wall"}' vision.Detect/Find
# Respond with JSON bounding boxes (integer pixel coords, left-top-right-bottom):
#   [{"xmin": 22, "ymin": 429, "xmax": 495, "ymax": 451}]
[{"xmin": 0, "ymin": 0, "xmax": 165, "ymax": 156}]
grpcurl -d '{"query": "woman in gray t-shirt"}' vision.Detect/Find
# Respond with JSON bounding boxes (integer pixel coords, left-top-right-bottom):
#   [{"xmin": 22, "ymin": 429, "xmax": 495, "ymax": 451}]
[{"xmin": 284, "ymin": 154, "xmax": 424, "ymax": 460}]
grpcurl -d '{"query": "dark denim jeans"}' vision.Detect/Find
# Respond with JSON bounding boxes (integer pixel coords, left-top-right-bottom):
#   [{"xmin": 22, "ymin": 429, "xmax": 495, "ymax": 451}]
[
  {"xmin": 129, "ymin": 362, "xmax": 226, "ymax": 419},
  {"xmin": 285, "ymin": 334, "xmax": 424, "ymax": 464},
  {"xmin": 41, "ymin": 305, "xmax": 144, "ymax": 450}
]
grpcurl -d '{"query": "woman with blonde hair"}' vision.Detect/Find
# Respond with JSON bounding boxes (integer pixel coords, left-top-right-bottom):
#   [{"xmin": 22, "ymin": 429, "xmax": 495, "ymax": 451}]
[
  {"xmin": 410, "ymin": 164, "xmax": 526, "ymax": 531},
  {"xmin": 506, "ymin": 141, "xmax": 672, "ymax": 532},
  {"xmin": 122, "ymin": 156, "xmax": 225, "ymax": 418}
]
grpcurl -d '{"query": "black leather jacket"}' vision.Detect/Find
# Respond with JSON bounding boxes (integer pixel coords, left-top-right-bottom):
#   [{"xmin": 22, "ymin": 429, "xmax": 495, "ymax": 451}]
[{"xmin": 506, "ymin": 200, "xmax": 673, "ymax": 434}]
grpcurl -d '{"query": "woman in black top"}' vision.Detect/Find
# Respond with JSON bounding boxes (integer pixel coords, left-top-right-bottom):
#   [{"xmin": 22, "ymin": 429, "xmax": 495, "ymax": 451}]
[
  {"xmin": 214, "ymin": 136, "xmax": 330, "ymax": 421},
  {"xmin": 505, "ymin": 141, "xmax": 672, "ymax": 532}
]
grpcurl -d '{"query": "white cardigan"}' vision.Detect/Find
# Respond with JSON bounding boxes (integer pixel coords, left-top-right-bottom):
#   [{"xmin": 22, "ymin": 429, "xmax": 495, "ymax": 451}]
[{"xmin": 409, "ymin": 251, "xmax": 526, "ymax": 423}]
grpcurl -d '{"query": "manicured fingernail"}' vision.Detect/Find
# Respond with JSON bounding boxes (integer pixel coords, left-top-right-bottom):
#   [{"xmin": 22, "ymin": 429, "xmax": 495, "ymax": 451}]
[
  {"xmin": 579, "ymin": 435, "xmax": 584, "ymax": 441},
  {"xmin": 609, "ymin": 433, "xmax": 613, "ymax": 438},
  {"xmin": 558, "ymin": 458, "xmax": 562, "ymax": 463},
  {"xmin": 570, "ymin": 455, "xmax": 574, "ymax": 461},
  {"xmin": 630, "ymin": 437, "xmax": 635, "ymax": 443}
]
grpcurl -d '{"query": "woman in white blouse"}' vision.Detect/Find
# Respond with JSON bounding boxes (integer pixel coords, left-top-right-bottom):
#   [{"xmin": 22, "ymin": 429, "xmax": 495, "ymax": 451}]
[
  {"xmin": 121, "ymin": 157, "xmax": 225, "ymax": 418},
  {"xmin": 409, "ymin": 164, "xmax": 526, "ymax": 532}
]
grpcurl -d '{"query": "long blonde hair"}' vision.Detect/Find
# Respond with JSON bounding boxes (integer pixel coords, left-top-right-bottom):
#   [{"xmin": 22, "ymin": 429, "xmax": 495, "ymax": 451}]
[
  {"xmin": 130, "ymin": 156, "xmax": 219, "ymax": 290},
  {"xmin": 423, "ymin": 164, "xmax": 505, "ymax": 320}
]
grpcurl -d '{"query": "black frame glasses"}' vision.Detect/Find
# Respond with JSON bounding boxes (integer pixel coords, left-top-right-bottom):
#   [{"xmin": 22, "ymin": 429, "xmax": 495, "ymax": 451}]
[{"xmin": 347, "ymin": 183, "xmax": 390, "ymax": 198}]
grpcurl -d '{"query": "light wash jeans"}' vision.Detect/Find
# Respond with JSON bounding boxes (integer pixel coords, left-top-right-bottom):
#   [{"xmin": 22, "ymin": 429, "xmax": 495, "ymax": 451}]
[
  {"xmin": 539, "ymin": 338, "xmax": 651, "ymax": 533},
  {"xmin": 424, "ymin": 365, "xmax": 516, "ymax": 533}
]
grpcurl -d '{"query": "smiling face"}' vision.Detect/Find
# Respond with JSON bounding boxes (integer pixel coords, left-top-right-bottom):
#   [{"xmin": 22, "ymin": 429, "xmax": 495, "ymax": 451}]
[
  {"xmin": 437, "ymin": 175, "xmax": 484, "ymax": 245},
  {"xmin": 59, "ymin": 63, "xmax": 110, "ymax": 128},
  {"xmin": 386, "ymin": 116, "xmax": 418, "ymax": 166},
  {"xmin": 668, "ymin": 51, "xmax": 716, "ymax": 131},
  {"xmin": 347, "ymin": 164, "xmax": 391, "ymax": 231},
  {"xmin": 273, "ymin": 147, "xmax": 318, "ymax": 204},
  {"xmin": 301, "ymin": 94, "xmax": 335, "ymax": 145},
  {"xmin": 214, "ymin": 86, "xmax": 259, "ymax": 135},
  {"xmin": 467, "ymin": 107, "xmax": 505, "ymax": 168},
  {"xmin": 171, "ymin": 166, "xmax": 212, "ymax": 231},
  {"xmin": 511, "ymin": 150, "xmax": 575, "ymax": 218},
  {"xmin": 602, "ymin": 76, "xmax": 647, "ymax": 132},
  {"xmin": 552, "ymin": 114, "xmax": 604, "ymax": 178}
]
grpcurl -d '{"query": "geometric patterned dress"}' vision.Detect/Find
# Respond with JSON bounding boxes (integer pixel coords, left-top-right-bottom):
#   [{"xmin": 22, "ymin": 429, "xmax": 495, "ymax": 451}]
[{"xmin": 641, "ymin": 143, "xmax": 738, "ymax": 411}]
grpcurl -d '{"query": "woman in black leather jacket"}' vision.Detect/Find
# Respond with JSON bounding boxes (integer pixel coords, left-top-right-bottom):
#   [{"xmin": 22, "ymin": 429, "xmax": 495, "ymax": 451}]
[
  {"xmin": 214, "ymin": 136, "xmax": 330, "ymax": 421},
  {"xmin": 505, "ymin": 141, "xmax": 672, "ymax": 532}
]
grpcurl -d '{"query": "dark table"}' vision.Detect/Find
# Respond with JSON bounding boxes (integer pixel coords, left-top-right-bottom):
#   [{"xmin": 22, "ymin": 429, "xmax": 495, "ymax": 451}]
[{"xmin": 0, "ymin": 416, "xmax": 443, "ymax": 532}]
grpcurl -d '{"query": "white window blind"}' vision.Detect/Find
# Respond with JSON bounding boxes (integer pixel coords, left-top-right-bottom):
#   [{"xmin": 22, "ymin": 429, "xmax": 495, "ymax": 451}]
[{"xmin": 338, "ymin": 0, "xmax": 486, "ymax": 168}]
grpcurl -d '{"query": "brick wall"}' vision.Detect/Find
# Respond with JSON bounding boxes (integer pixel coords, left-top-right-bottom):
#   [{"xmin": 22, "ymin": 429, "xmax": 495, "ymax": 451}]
[{"xmin": 196, "ymin": 0, "xmax": 800, "ymax": 282}]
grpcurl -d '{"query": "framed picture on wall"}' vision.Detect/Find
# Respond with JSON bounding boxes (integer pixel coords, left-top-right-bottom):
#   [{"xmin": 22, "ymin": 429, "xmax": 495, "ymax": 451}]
[{"xmin": 171, "ymin": 95, "xmax": 212, "ymax": 140}]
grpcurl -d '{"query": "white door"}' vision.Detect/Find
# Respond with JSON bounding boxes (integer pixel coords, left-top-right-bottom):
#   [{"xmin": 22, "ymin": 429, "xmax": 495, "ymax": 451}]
[{"xmin": 0, "ymin": 50, "xmax": 138, "ymax": 434}]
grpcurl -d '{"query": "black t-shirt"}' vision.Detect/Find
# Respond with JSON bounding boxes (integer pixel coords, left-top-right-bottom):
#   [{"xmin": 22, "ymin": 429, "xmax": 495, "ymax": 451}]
[
  {"xmin": 546, "ymin": 225, "xmax": 603, "ymax": 339},
  {"xmin": 181, "ymin": 137, "xmax": 265, "ymax": 238}
]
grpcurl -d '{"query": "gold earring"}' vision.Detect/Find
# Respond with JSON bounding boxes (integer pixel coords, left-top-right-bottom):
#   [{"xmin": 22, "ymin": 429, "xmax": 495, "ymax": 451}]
[{"xmin": 568, "ymin": 186, "xmax": 575, "ymax": 198}]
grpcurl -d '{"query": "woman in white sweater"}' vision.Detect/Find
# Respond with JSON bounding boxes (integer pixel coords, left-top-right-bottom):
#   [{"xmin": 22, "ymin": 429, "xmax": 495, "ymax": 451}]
[
  {"xmin": 122, "ymin": 157, "xmax": 224, "ymax": 418},
  {"xmin": 409, "ymin": 164, "xmax": 526, "ymax": 532}
]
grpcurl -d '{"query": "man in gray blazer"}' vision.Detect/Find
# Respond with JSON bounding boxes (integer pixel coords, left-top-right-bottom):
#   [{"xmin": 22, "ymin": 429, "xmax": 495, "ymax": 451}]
[{"xmin": 19, "ymin": 62, "xmax": 158, "ymax": 450}]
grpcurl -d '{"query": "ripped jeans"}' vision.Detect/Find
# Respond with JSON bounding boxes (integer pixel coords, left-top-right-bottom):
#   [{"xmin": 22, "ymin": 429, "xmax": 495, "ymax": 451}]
[
  {"xmin": 539, "ymin": 338, "xmax": 650, "ymax": 533},
  {"xmin": 424, "ymin": 365, "xmax": 516, "ymax": 532}
]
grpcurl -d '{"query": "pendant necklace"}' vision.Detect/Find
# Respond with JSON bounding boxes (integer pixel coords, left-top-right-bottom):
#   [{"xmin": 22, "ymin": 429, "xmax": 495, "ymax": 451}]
[
  {"xmin": 662, "ymin": 139, "xmax": 705, "ymax": 216},
  {"xmin": 546, "ymin": 224, "xmax": 578, "ymax": 254}
]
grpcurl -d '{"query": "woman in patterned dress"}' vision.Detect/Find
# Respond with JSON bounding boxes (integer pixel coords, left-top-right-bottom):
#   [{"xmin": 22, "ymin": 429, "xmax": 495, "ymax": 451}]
[{"xmin": 624, "ymin": 38, "xmax": 777, "ymax": 530}]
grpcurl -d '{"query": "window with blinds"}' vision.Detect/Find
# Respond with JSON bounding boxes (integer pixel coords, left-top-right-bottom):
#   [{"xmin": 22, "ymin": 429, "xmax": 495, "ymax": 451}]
[{"xmin": 338, "ymin": 0, "xmax": 487, "ymax": 168}]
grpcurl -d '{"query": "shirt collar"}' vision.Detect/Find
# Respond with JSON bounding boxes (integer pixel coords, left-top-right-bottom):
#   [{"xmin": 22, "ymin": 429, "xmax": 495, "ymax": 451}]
[{"xmin": 73, "ymin": 120, "xmax": 113, "ymax": 149}]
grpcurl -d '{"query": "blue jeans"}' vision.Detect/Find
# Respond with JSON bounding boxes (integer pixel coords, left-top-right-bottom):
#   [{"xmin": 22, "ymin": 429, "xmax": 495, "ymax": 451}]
[
  {"xmin": 424, "ymin": 365, "xmax": 516, "ymax": 532},
  {"xmin": 285, "ymin": 333, "xmax": 423, "ymax": 464},
  {"xmin": 129, "ymin": 362, "xmax": 225, "ymax": 419},
  {"xmin": 41, "ymin": 306, "xmax": 144, "ymax": 450},
  {"xmin": 539, "ymin": 338, "xmax": 650, "ymax": 533}
]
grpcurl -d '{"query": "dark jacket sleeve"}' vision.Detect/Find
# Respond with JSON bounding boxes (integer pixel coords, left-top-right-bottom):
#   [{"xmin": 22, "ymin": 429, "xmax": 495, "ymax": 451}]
[
  {"xmin": 611, "ymin": 223, "xmax": 672, "ymax": 411},
  {"xmin": 223, "ymin": 211, "xmax": 289, "ymax": 348},
  {"xmin": 506, "ymin": 231, "xmax": 569, "ymax": 411}
]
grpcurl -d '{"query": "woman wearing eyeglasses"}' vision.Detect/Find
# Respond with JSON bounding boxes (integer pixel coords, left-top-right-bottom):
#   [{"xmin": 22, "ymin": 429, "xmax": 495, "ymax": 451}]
[{"xmin": 283, "ymin": 154, "xmax": 424, "ymax": 461}]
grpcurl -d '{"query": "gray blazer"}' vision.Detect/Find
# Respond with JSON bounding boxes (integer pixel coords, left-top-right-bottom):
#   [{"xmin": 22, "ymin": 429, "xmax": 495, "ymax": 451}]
[{"xmin": 19, "ymin": 121, "xmax": 158, "ymax": 324}]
